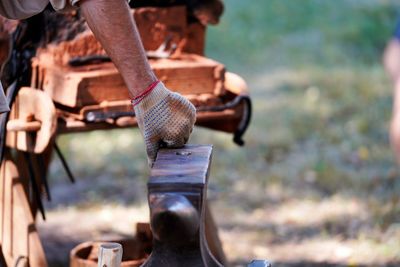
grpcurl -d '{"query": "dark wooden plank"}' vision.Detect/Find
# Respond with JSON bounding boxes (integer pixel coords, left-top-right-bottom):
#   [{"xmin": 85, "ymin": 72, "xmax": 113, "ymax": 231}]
[{"xmin": 149, "ymin": 145, "xmax": 213, "ymax": 187}]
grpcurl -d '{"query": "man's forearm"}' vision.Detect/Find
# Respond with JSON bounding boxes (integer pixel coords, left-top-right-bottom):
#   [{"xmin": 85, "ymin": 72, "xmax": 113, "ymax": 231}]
[{"xmin": 80, "ymin": 0, "xmax": 157, "ymax": 97}]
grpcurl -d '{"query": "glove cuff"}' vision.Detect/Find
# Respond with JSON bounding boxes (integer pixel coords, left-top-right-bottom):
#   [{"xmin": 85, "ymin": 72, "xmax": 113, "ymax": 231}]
[
  {"xmin": 131, "ymin": 80, "xmax": 160, "ymax": 107},
  {"xmin": 133, "ymin": 81, "xmax": 170, "ymax": 113}
]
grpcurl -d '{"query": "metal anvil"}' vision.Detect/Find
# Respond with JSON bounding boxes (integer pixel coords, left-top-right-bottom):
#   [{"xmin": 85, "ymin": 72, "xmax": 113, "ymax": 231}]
[
  {"xmin": 142, "ymin": 145, "xmax": 271, "ymax": 267},
  {"xmin": 142, "ymin": 145, "xmax": 220, "ymax": 267}
]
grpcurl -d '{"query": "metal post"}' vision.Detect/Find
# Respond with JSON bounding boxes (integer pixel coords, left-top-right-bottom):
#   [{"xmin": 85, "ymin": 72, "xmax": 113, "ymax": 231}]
[{"xmin": 97, "ymin": 243, "xmax": 122, "ymax": 267}]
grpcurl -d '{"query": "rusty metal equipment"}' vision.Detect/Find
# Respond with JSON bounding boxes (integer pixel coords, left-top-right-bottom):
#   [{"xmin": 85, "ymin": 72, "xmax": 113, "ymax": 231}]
[{"xmin": 0, "ymin": 1, "xmax": 258, "ymax": 266}]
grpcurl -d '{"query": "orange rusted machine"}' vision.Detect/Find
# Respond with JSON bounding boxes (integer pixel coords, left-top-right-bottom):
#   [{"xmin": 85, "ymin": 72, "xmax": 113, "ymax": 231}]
[{"xmin": 0, "ymin": 1, "xmax": 253, "ymax": 266}]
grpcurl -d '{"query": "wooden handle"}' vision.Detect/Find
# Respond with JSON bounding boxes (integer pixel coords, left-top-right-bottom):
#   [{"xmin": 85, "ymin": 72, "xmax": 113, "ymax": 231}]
[
  {"xmin": 6, "ymin": 119, "xmax": 42, "ymax": 132},
  {"xmin": 98, "ymin": 243, "xmax": 122, "ymax": 267}
]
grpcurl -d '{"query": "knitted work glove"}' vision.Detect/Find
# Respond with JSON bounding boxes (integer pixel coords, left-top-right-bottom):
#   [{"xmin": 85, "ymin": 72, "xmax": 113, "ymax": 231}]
[{"xmin": 133, "ymin": 81, "xmax": 196, "ymax": 167}]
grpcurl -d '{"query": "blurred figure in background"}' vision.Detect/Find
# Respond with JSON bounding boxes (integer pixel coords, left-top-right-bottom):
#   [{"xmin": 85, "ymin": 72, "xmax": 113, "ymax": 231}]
[{"xmin": 384, "ymin": 18, "xmax": 400, "ymax": 162}]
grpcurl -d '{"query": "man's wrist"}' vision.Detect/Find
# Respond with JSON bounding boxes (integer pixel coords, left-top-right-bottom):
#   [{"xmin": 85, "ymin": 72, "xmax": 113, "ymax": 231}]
[{"xmin": 131, "ymin": 80, "xmax": 160, "ymax": 107}]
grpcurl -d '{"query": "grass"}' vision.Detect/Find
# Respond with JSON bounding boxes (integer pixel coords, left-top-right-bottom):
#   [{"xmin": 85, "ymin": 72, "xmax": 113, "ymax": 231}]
[
  {"xmin": 46, "ymin": 1, "xmax": 400, "ymax": 266},
  {"xmin": 206, "ymin": 0, "xmax": 400, "ymax": 70}
]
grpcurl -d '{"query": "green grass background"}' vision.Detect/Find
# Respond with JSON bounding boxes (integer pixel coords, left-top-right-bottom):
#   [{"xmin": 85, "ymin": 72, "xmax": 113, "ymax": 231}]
[{"xmin": 203, "ymin": 0, "xmax": 400, "ymax": 229}]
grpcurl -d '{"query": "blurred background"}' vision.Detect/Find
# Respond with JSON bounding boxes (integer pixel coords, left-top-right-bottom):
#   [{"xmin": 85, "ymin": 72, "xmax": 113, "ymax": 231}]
[{"xmin": 39, "ymin": 0, "xmax": 400, "ymax": 266}]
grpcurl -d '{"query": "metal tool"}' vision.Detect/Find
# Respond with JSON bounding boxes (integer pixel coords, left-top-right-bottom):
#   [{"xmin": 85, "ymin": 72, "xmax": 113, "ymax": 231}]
[
  {"xmin": 248, "ymin": 260, "xmax": 272, "ymax": 267},
  {"xmin": 53, "ymin": 142, "xmax": 76, "ymax": 184},
  {"xmin": 196, "ymin": 94, "xmax": 252, "ymax": 146},
  {"xmin": 85, "ymin": 110, "xmax": 135, "ymax": 123}
]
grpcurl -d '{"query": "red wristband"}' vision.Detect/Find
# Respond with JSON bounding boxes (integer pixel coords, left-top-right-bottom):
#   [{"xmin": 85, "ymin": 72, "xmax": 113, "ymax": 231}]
[{"xmin": 131, "ymin": 80, "xmax": 160, "ymax": 107}]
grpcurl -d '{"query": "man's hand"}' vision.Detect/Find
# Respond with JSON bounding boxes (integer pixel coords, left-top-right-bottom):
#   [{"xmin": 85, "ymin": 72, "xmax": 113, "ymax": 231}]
[{"xmin": 133, "ymin": 82, "xmax": 196, "ymax": 166}]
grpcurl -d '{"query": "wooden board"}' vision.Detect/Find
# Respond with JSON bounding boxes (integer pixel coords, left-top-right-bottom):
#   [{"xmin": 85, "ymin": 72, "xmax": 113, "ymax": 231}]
[
  {"xmin": 0, "ymin": 152, "xmax": 48, "ymax": 267},
  {"xmin": 36, "ymin": 53, "xmax": 225, "ymax": 107}
]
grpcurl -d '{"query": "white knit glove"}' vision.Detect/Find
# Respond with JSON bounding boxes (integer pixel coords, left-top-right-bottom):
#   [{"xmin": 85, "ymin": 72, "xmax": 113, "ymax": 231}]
[{"xmin": 133, "ymin": 82, "xmax": 196, "ymax": 167}]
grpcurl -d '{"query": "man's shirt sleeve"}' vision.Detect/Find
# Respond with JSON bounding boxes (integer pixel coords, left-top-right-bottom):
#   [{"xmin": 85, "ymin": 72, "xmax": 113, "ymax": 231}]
[
  {"xmin": 0, "ymin": 0, "xmax": 49, "ymax": 19},
  {"xmin": 0, "ymin": 83, "xmax": 9, "ymax": 114}
]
